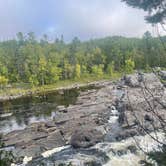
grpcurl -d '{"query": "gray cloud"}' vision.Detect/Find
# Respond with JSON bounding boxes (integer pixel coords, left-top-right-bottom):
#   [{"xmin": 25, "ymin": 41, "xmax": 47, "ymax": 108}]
[{"xmin": 0, "ymin": 0, "xmax": 153, "ymax": 41}]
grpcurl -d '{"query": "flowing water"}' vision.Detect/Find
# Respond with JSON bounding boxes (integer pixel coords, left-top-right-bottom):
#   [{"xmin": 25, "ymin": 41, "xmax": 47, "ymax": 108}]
[
  {"xmin": 27, "ymin": 88, "xmax": 164, "ymax": 166},
  {"xmin": 1, "ymin": 85, "xmax": 165, "ymax": 166},
  {"xmin": 22, "ymin": 102, "xmax": 164, "ymax": 166}
]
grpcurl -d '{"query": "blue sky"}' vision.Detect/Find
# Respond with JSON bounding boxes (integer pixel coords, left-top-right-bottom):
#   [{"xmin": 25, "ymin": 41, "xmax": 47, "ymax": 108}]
[{"xmin": 0, "ymin": 0, "xmax": 152, "ymax": 41}]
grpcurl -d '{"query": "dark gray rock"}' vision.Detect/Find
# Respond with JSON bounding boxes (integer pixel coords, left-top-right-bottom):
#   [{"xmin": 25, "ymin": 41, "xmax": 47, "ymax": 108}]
[
  {"xmin": 127, "ymin": 145, "xmax": 137, "ymax": 154},
  {"xmin": 159, "ymin": 70, "xmax": 166, "ymax": 80},
  {"xmin": 123, "ymin": 74, "xmax": 140, "ymax": 87},
  {"xmin": 144, "ymin": 114, "xmax": 153, "ymax": 122},
  {"xmin": 70, "ymin": 128, "xmax": 104, "ymax": 148},
  {"xmin": 57, "ymin": 106, "xmax": 67, "ymax": 113},
  {"xmin": 45, "ymin": 121, "xmax": 56, "ymax": 128},
  {"xmin": 115, "ymin": 129, "xmax": 138, "ymax": 141}
]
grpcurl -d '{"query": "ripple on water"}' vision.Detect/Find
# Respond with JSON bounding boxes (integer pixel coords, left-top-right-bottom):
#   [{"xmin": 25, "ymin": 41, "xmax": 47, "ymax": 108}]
[{"xmin": 103, "ymin": 131, "xmax": 165, "ymax": 166}]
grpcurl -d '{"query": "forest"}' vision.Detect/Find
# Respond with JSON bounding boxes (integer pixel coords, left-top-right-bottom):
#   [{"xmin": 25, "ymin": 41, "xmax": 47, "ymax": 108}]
[{"xmin": 0, "ymin": 31, "xmax": 166, "ymax": 87}]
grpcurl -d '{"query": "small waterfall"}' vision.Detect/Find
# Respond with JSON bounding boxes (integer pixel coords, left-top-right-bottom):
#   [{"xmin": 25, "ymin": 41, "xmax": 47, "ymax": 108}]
[
  {"xmin": 41, "ymin": 145, "xmax": 71, "ymax": 158},
  {"xmin": 100, "ymin": 87, "xmax": 165, "ymax": 166},
  {"xmin": 103, "ymin": 131, "xmax": 165, "ymax": 166},
  {"xmin": 105, "ymin": 105, "xmax": 122, "ymax": 142},
  {"xmin": 10, "ymin": 86, "xmax": 165, "ymax": 166}
]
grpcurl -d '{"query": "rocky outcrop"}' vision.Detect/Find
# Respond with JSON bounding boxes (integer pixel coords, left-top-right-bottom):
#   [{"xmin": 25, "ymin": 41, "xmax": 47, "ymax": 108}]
[
  {"xmin": 70, "ymin": 128, "xmax": 104, "ymax": 148},
  {"xmin": 3, "ymin": 85, "xmax": 117, "ymax": 159},
  {"xmin": 123, "ymin": 74, "xmax": 141, "ymax": 87},
  {"xmin": 122, "ymin": 73, "xmax": 163, "ymax": 89},
  {"xmin": 3, "ymin": 122, "xmax": 66, "ymax": 157},
  {"xmin": 2, "ymin": 72, "xmax": 166, "ymax": 166},
  {"xmin": 121, "ymin": 73, "xmax": 166, "ymax": 136}
]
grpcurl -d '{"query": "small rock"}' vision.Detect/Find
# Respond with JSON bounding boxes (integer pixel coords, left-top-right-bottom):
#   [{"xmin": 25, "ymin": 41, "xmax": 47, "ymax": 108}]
[
  {"xmin": 127, "ymin": 145, "xmax": 137, "ymax": 154},
  {"xmin": 57, "ymin": 106, "xmax": 67, "ymax": 113},
  {"xmin": 45, "ymin": 121, "xmax": 56, "ymax": 128},
  {"xmin": 144, "ymin": 114, "xmax": 153, "ymax": 122}
]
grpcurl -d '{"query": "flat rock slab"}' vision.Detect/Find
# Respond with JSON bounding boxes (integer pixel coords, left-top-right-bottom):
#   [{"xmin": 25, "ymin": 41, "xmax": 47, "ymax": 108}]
[
  {"xmin": 2, "ymin": 85, "xmax": 117, "ymax": 158},
  {"xmin": 4, "ymin": 129, "xmax": 48, "ymax": 147},
  {"xmin": 3, "ymin": 73, "xmax": 165, "ymax": 162},
  {"xmin": 12, "ymin": 130, "xmax": 65, "ymax": 158}
]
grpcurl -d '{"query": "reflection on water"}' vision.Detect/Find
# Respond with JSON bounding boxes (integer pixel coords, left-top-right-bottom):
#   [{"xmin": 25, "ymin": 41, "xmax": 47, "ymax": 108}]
[{"xmin": 0, "ymin": 85, "xmax": 98, "ymax": 133}]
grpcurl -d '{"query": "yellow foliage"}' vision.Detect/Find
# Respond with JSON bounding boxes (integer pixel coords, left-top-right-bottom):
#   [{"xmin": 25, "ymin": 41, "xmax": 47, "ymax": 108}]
[{"xmin": 0, "ymin": 76, "xmax": 8, "ymax": 87}]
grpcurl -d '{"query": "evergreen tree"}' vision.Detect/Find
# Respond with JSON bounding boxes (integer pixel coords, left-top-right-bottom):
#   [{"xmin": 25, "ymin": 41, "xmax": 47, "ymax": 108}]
[{"xmin": 122, "ymin": 0, "xmax": 166, "ymax": 23}]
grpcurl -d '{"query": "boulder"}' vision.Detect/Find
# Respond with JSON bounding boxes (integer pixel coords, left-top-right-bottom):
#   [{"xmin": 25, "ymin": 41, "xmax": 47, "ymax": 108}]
[
  {"xmin": 70, "ymin": 128, "xmax": 104, "ymax": 148},
  {"xmin": 143, "ymin": 73, "xmax": 163, "ymax": 90},
  {"xmin": 159, "ymin": 70, "xmax": 166, "ymax": 80},
  {"xmin": 123, "ymin": 74, "xmax": 140, "ymax": 87},
  {"xmin": 123, "ymin": 73, "xmax": 163, "ymax": 90}
]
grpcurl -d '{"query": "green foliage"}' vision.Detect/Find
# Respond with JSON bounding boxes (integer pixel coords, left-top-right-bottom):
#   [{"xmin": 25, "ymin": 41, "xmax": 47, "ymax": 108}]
[
  {"xmin": 62, "ymin": 60, "xmax": 74, "ymax": 79},
  {"xmin": 81, "ymin": 65, "xmax": 89, "ymax": 76},
  {"xmin": 125, "ymin": 59, "xmax": 135, "ymax": 74},
  {"xmin": 0, "ymin": 32, "xmax": 166, "ymax": 87},
  {"xmin": 92, "ymin": 65, "xmax": 104, "ymax": 77},
  {"xmin": 143, "ymin": 146, "xmax": 166, "ymax": 166},
  {"xmin": 0, "ymin": 135, "xmax": 15, "ymax": 166},
  {"xmin": 28, "ymin": 75, "xmax": 39, "ymax": 86},
  {"xmin": 122, "ymin": 0, "xmax": 166, "ymax": 23},
  {"xmin": 38, "ymin": 55, "xmax": 47, "ymax": 85},
  {"xmin": 0, "ymin": 76, "xmax": 8, "ymax": 88},
  {"xmin": 145, "ymin": 64, "xmax": 152, "ymax": 73},
  {"xmin": 107, "ymin": 61, "xmax": 115, "ymax": 76},
  {"xmin": 48, "ymin": 66, "xmax": 62, "ymax": 83},
  {"xmin": 148, "ymin": 151, "xmax": 166, "ymax": 166},
  {"xmin": 74, "ymin": 64, "xmax": 81, "ymax": 79}
]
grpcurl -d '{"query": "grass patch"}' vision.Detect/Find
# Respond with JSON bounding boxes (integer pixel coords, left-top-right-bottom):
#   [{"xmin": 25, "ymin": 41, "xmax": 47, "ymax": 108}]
[{"xmin": 0, "ymin": 73, "xmax": 122, "ymax": 98}]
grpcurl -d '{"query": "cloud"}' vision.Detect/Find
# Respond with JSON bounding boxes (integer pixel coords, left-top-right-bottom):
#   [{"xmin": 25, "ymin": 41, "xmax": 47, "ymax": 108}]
[{"xmin": 0, "ymin": 0, "xmax": 153, "ymax": 41}]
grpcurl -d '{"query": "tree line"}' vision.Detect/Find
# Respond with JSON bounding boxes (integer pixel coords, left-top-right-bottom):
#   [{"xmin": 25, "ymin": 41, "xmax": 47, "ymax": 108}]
[{"xmin": 0, "ymin": 31, "xmax": 166, "ymax": 86}]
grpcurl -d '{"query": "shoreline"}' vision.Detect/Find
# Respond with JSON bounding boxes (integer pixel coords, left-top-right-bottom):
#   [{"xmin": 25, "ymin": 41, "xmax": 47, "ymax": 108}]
[{"xmin": 0, "ymin": 75, "xmax": 121, "ymax": 102}]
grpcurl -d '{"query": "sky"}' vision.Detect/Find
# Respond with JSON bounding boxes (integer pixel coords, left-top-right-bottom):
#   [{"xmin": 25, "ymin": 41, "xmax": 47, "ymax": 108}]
[{"xmin": 0, "ymin": 0, "xmax": 154, "ymax": 41}]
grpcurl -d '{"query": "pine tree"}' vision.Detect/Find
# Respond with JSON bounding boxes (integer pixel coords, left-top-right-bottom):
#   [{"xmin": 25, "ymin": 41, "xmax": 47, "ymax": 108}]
[{"xmin": 122, "ymin": 0, "xmax": 166, "ymax": 23}]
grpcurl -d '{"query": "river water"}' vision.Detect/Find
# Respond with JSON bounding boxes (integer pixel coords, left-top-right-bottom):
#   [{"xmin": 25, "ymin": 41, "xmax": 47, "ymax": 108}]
[
  {"xmin": 0, "ymin": 85, "xmax": 98, "ymax": 134},
  {"xmin": 24, "ymin": 104, "xmax": 164, "ymax": 166},
  {"xmin": 1, "ymin": 83, "xmax": 165, "ymax": 166}
]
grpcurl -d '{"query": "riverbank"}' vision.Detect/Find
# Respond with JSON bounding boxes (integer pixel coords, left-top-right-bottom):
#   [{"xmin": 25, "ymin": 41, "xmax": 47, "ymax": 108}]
[
  {"xmin": 2, "ymin": 72, "xmax": 166, "ymax": 166},
  {"xmin": 0, "ymin": 74, "xmax": 122, "ymax": 102}
]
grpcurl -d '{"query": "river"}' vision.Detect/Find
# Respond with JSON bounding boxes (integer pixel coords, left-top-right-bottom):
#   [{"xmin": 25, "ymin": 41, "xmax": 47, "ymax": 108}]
[
  {"xmin": 1, "ymin": 75, "xmax": 165, "ymax": 166},
  {"xmin": 0, "ymin": 85, "xmax": 98, "ymax": 134}
]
